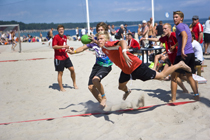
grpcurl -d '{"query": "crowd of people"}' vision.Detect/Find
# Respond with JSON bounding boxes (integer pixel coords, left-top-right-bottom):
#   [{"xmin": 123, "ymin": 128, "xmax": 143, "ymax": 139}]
[{"xmin": 51, "ymin": 11, "xmax": 210, "ymax": 107}]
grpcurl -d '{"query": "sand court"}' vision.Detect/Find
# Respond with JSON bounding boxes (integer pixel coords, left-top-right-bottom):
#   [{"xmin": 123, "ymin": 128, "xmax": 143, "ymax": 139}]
[{"xmin": 0, "ymin": 41, "xmax": 210, "ymax": 140}]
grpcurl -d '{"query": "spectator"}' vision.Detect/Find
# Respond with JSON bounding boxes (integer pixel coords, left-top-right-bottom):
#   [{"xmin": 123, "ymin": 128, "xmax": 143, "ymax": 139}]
[
  {"xmin": 124, "ymin": 24, "xmax": 128, "ymax": 34},
  {"xmin": 90, "ymin": 27, "xmax": 94, "ymax": 35},
  {"xmin": 115, "ymin": 24, "xmax": 124, "ymax": 40},
  {"xmin": 191, "ymin": 32, "xmax": 204, "ymax": 66},
  {"xmin": 204, "ymin": 16, "xmax": 210, "ymax": 55},
  {"xmin": 192, "ymin": 15, "xmax": 203, "ymax": 47},
  {"xmin": 147, "ymin": 21, "xmax": 153, "ymax": 46},
  {"xmin": 81, "ymin": 27, "xmax": 86, "ymax": 36},
  {"xmin": 107, "ymin": 24, "xmax": 111, "ymax": 34},
  {"xmin": 153, "ymin": 23, "xmax": 158, "ymax": 37},
  {"xmin": 137, "ymin": 24, "xmax": 142, "ymax": 41},
  {"xmin": 75, "ymin": 27, "xmax": 79, "ymax": 40},
  {"xmin": 140, "ymin": 20, "xmax": 149, "ymax": 47},
  {"xmin": 127, "ymin": 33, "xmax": 140, "ymax": 54},
  {"xmin": 11, "ymin": 31, "xmax": 17, "ymax": 51},
  {"xmin": 47, "ymin": 28, "xmax": 53, "ymax": 47},
  {"xmin": 110, "ymin": 25, "xmax": 116, "ymax": 41},
  {"xmin": 156, "ymin": 21, "xmax": 163, "ymax": 38}
]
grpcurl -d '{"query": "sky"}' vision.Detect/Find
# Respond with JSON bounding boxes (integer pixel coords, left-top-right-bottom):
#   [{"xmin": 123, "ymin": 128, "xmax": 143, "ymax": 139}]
[{"xmin": 0, "ymin": 0, "xmax": 209, "ymax": 23}]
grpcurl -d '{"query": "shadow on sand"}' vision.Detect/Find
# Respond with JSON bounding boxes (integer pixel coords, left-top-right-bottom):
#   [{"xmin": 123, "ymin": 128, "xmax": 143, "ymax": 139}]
[{"xmin": 48, "ymin": 83, "xmax": 74, "ymax": 91}]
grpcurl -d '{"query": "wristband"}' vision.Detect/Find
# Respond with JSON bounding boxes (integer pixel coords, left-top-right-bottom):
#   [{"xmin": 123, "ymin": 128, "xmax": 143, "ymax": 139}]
[
  {"xmin": 146, "ymin": 37, "xmax": 148, "ymax": 40},
  {"xmin": 122, "ymin": 49, "xmax": 127, "ymax": 53},
  {"xmin": 74, "ymin": 50, "xmax": 76, "ymax": 53}
]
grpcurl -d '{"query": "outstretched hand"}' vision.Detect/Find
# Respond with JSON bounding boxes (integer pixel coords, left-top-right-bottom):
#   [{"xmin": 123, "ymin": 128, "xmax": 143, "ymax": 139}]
[
  {"xmin": 66, "ymin": 48, "xmax": 74, "ymax": 54},
  {"xmin": 123, "ymin": 52, "xmax": 133, "ymax": 67}
]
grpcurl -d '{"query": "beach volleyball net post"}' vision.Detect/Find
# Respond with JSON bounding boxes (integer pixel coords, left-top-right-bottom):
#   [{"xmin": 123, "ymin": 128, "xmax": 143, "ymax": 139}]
[{"xmin": 0, "ymin": 24, "xmax": 22, "ymax": 53}]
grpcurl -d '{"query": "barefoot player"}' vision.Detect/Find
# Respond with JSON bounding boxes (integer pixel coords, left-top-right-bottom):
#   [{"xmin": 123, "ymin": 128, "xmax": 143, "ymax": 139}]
[
  {"xmin": 96, "ymin": 32, "xmax": 192, "ymax": 101},
  {"xmin": 52, "ymin": 25, "xmax": 78, "ymax": 91},
  {"xmin": 171, "ymin": 11, "xmax": 199, "ymax": 102},
  {"xmin": 66, "ymin": 22, "xmax": 112, "ymax": 107}
]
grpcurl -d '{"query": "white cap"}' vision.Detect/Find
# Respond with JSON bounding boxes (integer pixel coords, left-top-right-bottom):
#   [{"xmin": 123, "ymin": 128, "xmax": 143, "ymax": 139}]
[
  {"xmin": 120, "ymin": 24, "xmax": 124, "ymax": 27},
  {"xmin": 142, "ymin": 20, "xmax": 147, "ymax": 23}
]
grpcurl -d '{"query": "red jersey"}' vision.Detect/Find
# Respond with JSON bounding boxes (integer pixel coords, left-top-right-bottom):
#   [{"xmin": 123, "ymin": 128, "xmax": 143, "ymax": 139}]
[
  {"xmin": 52, "ymin": 34, "xmax": 69, "ymax": 60},
  {"xmin": 192, "ymin": 22, "xmax": 203, "ymax": 44},
  {"xmin": 102, "ymin": 41, "xmax": 142, "ymax": 74},
  {"xmin": 159, "ymin": 32, "xmax": 178, "ymax": 64},
  {"xmin": 127, "ymin": 38, "xmax": 140, "ymax": 50}
]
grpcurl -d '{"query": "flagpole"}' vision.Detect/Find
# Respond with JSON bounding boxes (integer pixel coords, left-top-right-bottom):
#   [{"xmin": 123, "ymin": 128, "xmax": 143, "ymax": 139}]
[
  {"xmin": 85, "ymin": 0, "xmax": 90, "ymax": 35},
  {"xmin": 151, "ymin": 0, "xmax": 155, "ymax": 26}
]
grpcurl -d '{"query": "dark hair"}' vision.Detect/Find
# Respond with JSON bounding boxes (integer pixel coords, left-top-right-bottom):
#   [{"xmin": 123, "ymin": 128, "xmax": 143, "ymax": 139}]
[
  {"xmin": 124, "ymin": 24, "xmax": 127, "ymax": 26},
  {"xmin": 159, "ymin": 21, "xmax": 162, "ymax": 24},
  {"xmin": 147, "ymin": 21, "xmax": 151, "ymax": 24},
  {"xmin": 57, "ymin": 25, "xmax": 64, "ymax": 30},
  {"xmin": 96, "ymin": 22, "xmax": 108, "ymax": 32},
  {"xmin": 127, "ymin": 33, "xmax": 133, "ymax": 36}
]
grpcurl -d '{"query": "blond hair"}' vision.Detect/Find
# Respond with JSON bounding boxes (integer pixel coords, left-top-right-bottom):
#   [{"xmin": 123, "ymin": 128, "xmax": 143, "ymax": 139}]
[
  {"xmin": 96, "ymin": 31, "xmax": 110, "ymax": 41},
  {"xmin": 163, "ymin": 23, "xmax": 172, "ymax": 30},
  {"xmin": 173, "ymin": 11, "xmax": 184, "ymax": 21}
]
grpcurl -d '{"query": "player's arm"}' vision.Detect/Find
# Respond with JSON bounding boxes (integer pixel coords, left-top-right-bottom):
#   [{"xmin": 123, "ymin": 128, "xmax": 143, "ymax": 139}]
[
  {"xmin": 119, "ymin": 40, "xmax": 133, "ymax": 67},
  {"xmin": 52, "ymin": 45, "xmax": 69, "ymax": 50},
  {"xmin": 140, "ymin": 37, "xmax": 159, "ymax": 42},
  {"xmin": 66, "ymin": 45, "xmax": 89, "ymax": 54},
  {"xmin": 198, "ymin": 32, "xmax": 203, "ymax": 43},
  {"xmin": 170, "ymin": 42, "xmax": 178, "ymax": 52},
  {"xmin": 180, "ymin": 31, "xmax": 188, "ymax": 59}
]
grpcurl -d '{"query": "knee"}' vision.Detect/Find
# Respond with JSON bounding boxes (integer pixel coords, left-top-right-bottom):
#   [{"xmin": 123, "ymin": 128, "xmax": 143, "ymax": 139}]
[
  {"xmin": 88, "ymin": 85, "xmax": 93, "ymax": 90},
  {"xmin": 69, "ymin": 67, "xmax": 75, "ymax": 73},
  {"xmin": 118, "ymin": 84, "xmax": 124, "ymax": 90},
  {"xmin": 92, "ymin": 77, "xmax": 100, "ymax": 84},
  {"xmin": 58, "ymin": 71, "xmax": 63, "ymax": 76}
]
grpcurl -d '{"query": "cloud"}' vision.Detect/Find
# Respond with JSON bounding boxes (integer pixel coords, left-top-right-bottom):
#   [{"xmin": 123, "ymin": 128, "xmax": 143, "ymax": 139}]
[
  {"xmin": 113, "ymin": 7, "xmax": 146, "ymax": 12},
  {"xmin": 180, "ymin": 0, "xmax": 209, "ymax": 7},
  {"xmin": 7, "ymin": 11, "xmax": 30, "ymax": 17}
]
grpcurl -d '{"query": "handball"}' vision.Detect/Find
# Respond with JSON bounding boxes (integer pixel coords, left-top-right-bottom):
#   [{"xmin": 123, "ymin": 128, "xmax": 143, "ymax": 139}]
[{"xmin": 81, "ymin": 35, "xmax": 91, "ymax": 44}]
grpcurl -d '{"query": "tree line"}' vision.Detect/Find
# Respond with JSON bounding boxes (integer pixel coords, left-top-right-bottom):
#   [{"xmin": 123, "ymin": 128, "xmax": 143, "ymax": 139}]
[{"xmin": 0, "ymin": 20, "xmax": 142, "ymax": 30}]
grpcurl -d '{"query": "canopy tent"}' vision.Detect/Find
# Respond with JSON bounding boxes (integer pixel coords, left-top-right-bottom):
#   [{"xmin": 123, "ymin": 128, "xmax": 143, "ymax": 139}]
[{"xmin": 0, "ymin": 24, "xmax": 22, "ymax": 53}]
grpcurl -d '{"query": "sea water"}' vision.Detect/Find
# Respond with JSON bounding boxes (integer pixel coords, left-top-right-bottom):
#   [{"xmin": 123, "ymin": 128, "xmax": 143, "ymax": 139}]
[{"xmin": 19, "ymin": 18, "xmax": 208, "ymax": 38}]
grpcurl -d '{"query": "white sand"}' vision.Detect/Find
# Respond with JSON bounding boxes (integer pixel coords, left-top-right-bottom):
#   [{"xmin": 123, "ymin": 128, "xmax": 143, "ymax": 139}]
[{"xmin": 0, "ymin": 41, "xmax": 210, "ymax": 140}]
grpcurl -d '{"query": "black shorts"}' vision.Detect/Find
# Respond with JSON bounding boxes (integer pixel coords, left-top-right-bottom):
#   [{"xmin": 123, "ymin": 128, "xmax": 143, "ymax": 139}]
[
  {"xmin": 165, "ymin": 58, "xmax": 171, "ymax": 66},
  {"xmin": 54, "ymin": 57, "xmax": 73, "ymax": 71},
  {"xmin": 173, "ymin": 53, "xmax": 195, "ymax": 74},
  {"xmin": 88, "ymin": 64, "xmax": 112, "ymax": 85},
  {"xmin": 119, "ymin": 63, "xmax": 156, "ymax": 83},
  {"xmin": 204, "ymin": 33, "xmax": 210, "ymax": 43}
]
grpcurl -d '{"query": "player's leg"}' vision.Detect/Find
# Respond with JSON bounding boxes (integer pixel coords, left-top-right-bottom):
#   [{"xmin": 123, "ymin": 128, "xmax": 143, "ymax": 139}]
[
  {"xmin": 66, "ymin": 58, "xmax": 78, "ymax": 89},
  {"xmin": 154, "ymin": 61, "xmax": 191, "ymax": 80},
  {"xmin": 68, "ymin": 66, "xmax": 78, "ymax": 89},
  {"xmin": 92, "ymin": 76, "xmax": 106, "ymax": 107},
  {"xmin": 185, "ymin": 53, "xmax": 199, "ymax": 101},
  {"xmin": 88, "ymin": 84, "xmax": 102, "ymax": 103},
  {"xmin": 153, "ymin": 54, "xmax": 162, "ymax": 70},
  {"xmin": 170, "ymin": 72, "xmax": 178, "ymax": 102},
  {"xmin": 92, "ymin": 65, "xmax": 112, "ymax": 107},
  {"xmin": 54, "ymin": 59, "xmax": 65, "ymax": 91},
  {"xmin": 177, "ymin": 76, "xmax": 189, "ymax": 93},
  {"xmin": 58, "ymin": 71, "xmax": 65, "ymax": 92},
  {"xmin": 88, "ymin": 64, "xmax": 102, "ymax": 103},
  {"xmin": 118, "ymin": 71, "xmax": 131, "ymax": 100},
  {"xmin": 185, "ymin": 73, "xmax": 199, "ymax": 101}
]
